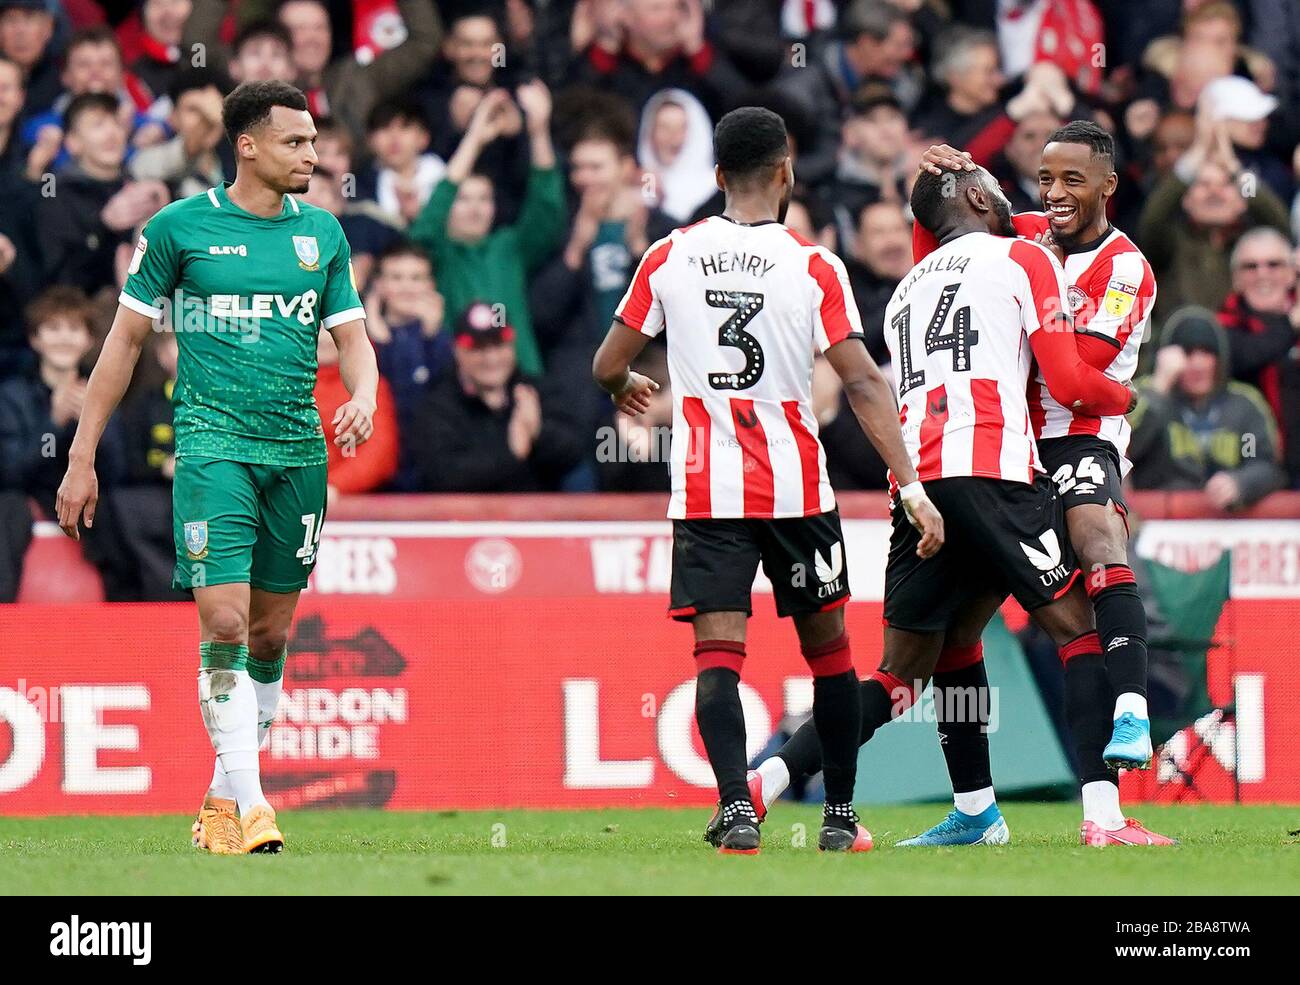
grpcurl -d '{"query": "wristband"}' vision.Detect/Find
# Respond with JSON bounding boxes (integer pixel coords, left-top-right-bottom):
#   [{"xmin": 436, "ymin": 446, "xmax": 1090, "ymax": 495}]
[{"xmin": 898, "ymin": 481, "xmax": 924, "ymax": 502}]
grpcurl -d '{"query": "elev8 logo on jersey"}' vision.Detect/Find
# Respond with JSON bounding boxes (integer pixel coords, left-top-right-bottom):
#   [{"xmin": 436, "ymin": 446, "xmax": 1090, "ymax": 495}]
[{"xmin": 151, "ymin": 289, "xmax": 321, "ymax": 340}]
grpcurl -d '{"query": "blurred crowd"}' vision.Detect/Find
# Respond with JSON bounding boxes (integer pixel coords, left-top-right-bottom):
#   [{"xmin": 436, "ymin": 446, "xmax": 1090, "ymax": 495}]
[{"xmin": 2, "ymin": 0, "xmax": 1300, "ymax": 600}]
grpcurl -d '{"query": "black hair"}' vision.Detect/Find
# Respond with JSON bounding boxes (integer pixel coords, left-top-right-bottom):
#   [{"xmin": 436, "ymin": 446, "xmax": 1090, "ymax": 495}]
[
  {"xmin": 713, "ymin": 106, "xmax": 788, "ymax": 184},
  {"xmin": 377, "ymin": 240, "xmax": 433, "ymax": 271},
  {"xmin": 222, "ymin": 79, "xmax": 308, "ymax": 145},
  {"xmin": 1046, "ymin": 119, "xmax": 1115, "ymax": 168},
  {"xmin": 168, "ymin": 66, "xmax": 230, "ymax": 105},
  {"xmin": 232, "ymin": 19, "xmax": 293, "ymax": 56},
  {"xmin": 365, "ymin": 97, "xmax": 431, "ymax": 134},
  {"xmin": 64, "ymin": 91, "xmax": 119, "ymax": 133},
  {"xmin": 65, "ymin": 25, "xmax": 121, "ymax": 58},
  {"xmin": 910, "ymin": 166, "xmax": 981, "ymax": 233}
]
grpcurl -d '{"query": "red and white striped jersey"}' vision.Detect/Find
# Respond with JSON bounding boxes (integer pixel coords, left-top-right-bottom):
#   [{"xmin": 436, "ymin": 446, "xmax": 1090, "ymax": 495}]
[
  {"xmin": 1012, "ymin": 214, "xmax": 1155, "ymax": 466},
  {"xmin": 614, "ymin": 215, "xmax": 864, "ymax": 520},
  {"xmin": 884, "ymin": 232, "xmax": 1069, "ymax": 485}
]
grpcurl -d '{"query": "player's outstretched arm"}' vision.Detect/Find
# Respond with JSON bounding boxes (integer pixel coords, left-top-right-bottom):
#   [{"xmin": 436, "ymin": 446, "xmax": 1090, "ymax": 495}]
[
  {"xmin": 329, "ymin": 319, "xmax": 380, "ymax": 450},
  {"xmin": 592, "ymin": 320, "xmax": 659, "ymax": 417},
  {"xmin": 824, "ymin": 339, "xmax": 944, "ymax": 558},
  {"xmin": 56, "ymin": 304, "xmax": 155, "ymax": 539}
]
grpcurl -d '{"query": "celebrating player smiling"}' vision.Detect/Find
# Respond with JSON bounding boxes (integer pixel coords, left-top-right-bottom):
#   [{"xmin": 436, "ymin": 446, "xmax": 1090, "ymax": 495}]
[{"xmin": 56, "ymin": 80, "xmax": 379, "ymax": 855}]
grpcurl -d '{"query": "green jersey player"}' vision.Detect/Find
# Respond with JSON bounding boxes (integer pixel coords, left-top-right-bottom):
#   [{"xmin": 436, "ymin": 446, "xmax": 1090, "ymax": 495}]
[{"xmin": 57, "ymin": 81, "xmax": 380, "ymax": 855}]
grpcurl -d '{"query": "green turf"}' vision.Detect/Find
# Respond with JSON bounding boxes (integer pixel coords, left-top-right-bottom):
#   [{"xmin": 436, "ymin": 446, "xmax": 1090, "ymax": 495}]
[{"xmin": 0, "ymin": 803, "xmax": 1297, "ymax": 895}]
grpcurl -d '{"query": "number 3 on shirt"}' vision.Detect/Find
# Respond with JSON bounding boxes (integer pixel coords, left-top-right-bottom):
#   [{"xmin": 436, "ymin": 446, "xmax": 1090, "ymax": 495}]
[
  {"xmin": 706, "ymin": 289, "xmax": 765, "ymax": 390},
  {"xmin": 893, "ymin": 283, "xmax": 978, "ymax": 396}
]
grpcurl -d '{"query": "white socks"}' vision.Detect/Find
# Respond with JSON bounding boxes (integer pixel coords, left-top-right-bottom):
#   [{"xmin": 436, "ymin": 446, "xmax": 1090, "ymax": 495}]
[
  {"xmin": 1114, "ymin": 692, "xmax": 1149, "ymax": 721},
  {"xmin": 198, "ymin": 666, "xmax": 268, "ymax": 816},
  {"xmin": 754, "ymin": 757, "xmax": 790, "ymax": 808},
  {"xmin": 954, "ymin": 786, "xmax": 996, "ymax": 816},
  {"xmin": 203, "ymin": 647, "xmax": 284, "ymax": 811},
  {"xmin": 1082, "ymin": 779, "xmax": 1126, "ymax": 830}
]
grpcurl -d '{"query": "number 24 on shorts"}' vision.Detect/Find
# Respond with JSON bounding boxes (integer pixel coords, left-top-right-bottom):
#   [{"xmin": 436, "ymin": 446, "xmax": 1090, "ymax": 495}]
[{"xmin": 1052, "ymin": 456, "xmax": 1106, "ymax": 495}]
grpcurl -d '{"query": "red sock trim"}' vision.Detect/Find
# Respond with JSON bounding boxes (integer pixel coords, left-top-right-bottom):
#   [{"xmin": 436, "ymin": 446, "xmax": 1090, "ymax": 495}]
[
  {"xmin": 935, "ymin": 641, "xmax": 983, "ymax": 673},
  {"xmin": 1059, "ymin": 631, "xmax": 1101, "ymax": 665},
  {"xmin": 801, "ymin": 632, "xmax": 853, "ymax": 677},
  {"xmin": 869, "ymin": 669, "xmax": 917, "ymax": 717},
  {"xmin": 694, "ymin": 639, "xmax": 746, "ymax": 674},
  {"xmin": 1085, "ymin": 563, "xmax": 1137, "ymax": 599}
]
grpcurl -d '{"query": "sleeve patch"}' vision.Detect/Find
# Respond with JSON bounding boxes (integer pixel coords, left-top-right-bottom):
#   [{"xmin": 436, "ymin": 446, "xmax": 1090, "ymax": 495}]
[
  {"xmin": 1102, "ymin": 277, "xmax": 1139, "ymax": 317},
  {"xmin": 128, "ymin": 236, "xmax": 147, "ymax": 276}
]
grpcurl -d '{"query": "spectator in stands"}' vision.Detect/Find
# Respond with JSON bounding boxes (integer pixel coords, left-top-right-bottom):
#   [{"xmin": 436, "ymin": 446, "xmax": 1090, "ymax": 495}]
[
  {"xmin": 130, "ymin": 0, "xmax": 190, "ymax": 105},
  {"xmin": 991, "ymin": 107, "xmax": 1062, "ymax": 213},
  {"xmin": 1129, "ymin": 306, "xmax": 1286, "ymax": 509},
  {"xmin": 127, "ymin": 66, "xmax": 227, "ymax": 200},
  {"xmin": 595, "ymin": 341, "xmax": 671, "ymax": 492},
  {"xmin": 1140, "ymin": 1, "xmax": 1275, "ymax": 106},
  {"xmin": 37, "ymin": 93, "xmax": 169, "ymax": 294},
  {"xmin": 1217, "ymin": 227, "xmax": 1300, "ymax": 487},
  {"xmin": 636, "ymin": 88, "xmax": 714, "ymax": 224},
  {"xmin": 418, "ymin": 9, "xmax": 511, "ymax": 161},
  {"xmin": 315, "ymin": 326, "xmax": 399, "ymax": 500},
  {"xmin": 0, "ymin": 0, "xmax": 58, "ymax": 117},
  {"xmin": 0, "ymin": 288, "xmax": 96, "ymax": 580},
  {"xmin": 409, "ymin": 81, "xmax": 565, "ymax": 377},
  {"xmin": 226, "ymin": 20, "xmax": 295, "ymax": 85},
  {"xmin": 784, "ymin": 194, "xmax": 837, "ymax": 252},
  {"xmin": 298, "ymin": 119, "xmax": 402, "ymax": 291},
  {"xmin": 0, "ymin": 51, "xmax": 23, "ymax": 179},
  {"xmin": 567, "ymin": 0, "xmax": 747, "ymax": 120},
  {"xmin": 364, "ymin": 242, "xmax": 452, "ymax": 436},
  {"xmin": 0, "ymin": 53, "xmax": 40, "ymax": 375},
  {"xmin": 96, "ymin": 327, "xmax": 185, "ymax": 600},
  {"xmin": 1139, "ymin": 110, "xmax": 1292, "ymax": 320},
  {"xmin": 914, "ymin": 29, "xmax": 1070, "ymax": 168},
  {"xmin": 406, "ymin": 301, "xmax": 583, "ymax": 493},
  {"xmin": 274, "ymin": 0, "xmax": 442, "ymax": 143},
  {"xmin": 779, "ymin": 0, "xmax": 921, "ymax": 186},
  {"xmin": 846, "ymin": 200, "xmax": 911, "ymax": 365},
  {"xmin": 358, "ymin": 99, "xmax": 447, "ymax": 228},
  {"xmin": 828, "ymin": 85, "xmax": 909, "ymax": 241},
  {"xmin": 21, "ymin": 27, "xmax": 161, "ymax": 172},
  {"xmin": 1200, "ymin": 74, "xmax": 1291, "ymax": 201},
  {"xmin": 983, "ymin": 0, "xmax": 1106, "ymax": 95}
]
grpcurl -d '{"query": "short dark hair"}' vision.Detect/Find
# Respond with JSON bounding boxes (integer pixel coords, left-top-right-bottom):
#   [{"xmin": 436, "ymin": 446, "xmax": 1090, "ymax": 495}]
[
  {"xmin": 64, "ymin": 91, "xmax": 119, "ymax": 132},
  {"xmin": 232, "ymin": 19, "xmax": 292, "ymax": 56},
  {"xmin": 377, "ymin": 240, "xmax": 433, "ymax": 272},
  {"xmin": 1045, "ymin": 119, "xmax": 1115, "ymax": 168},
  {"xmin": 365, "ymin": 97, "xmax": 430, "ymax": 134},
  {"xmin": 222, "ymin": 79, "xmax": 308, "ymax": 145},
  {"xmin": 65, "ymin": 25, "xmax": 121, "ymax": 59},
  {"xmin": 713, "ymin": 106, "xmax": 788, "ymax": 184},
  {"xmin": 168, "ymin": 66, "xmax": 229, "ymax": 105},
  {"xmin": 910, "ymin": 166, "xmax": 982, "ymax": 232}
]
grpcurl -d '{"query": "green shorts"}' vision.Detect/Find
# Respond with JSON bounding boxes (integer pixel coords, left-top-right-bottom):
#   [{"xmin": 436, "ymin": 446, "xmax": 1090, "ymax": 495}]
[{"xmin": 172, "ymin": 456, "xmax": 328, "ymax": 593}]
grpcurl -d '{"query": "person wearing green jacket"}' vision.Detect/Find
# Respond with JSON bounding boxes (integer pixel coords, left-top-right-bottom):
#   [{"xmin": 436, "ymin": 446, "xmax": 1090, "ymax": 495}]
[{"xmin": 409, "ymin": 82, "xmax": 566, "ymax": 376}]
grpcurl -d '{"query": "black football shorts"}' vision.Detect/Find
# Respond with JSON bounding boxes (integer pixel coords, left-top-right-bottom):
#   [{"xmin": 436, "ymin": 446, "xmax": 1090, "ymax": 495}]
[
  {"xmin": 1038, "ymin": 434, "xmax": 1128, "ymax": 515},
  {"xmin": 669, "ymin": 510, "xmax": 851, "ymax": 621},
  {"xmin": 883, "ymin": 476, "xmax": 1080, "ymax": 633}
]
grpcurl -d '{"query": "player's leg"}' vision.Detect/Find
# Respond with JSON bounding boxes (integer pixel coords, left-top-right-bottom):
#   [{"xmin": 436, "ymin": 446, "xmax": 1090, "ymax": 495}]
[
  {"xmin": 1030, "ymin": 582, "xmax": 1175, "ymax": 845},
  {"xmin": 174, "ymin": 457, "xmax": 260, "ymax": 855},
  {"xmin": 238, "ymin": 462, "xmax": 329, "ymax": 853},
  {"xmin": 752, "ymin": 492, "xmax": 962, "ymax": 813},
  {"xmin": 898, "ymin": 589, "xmax": 1011, "ymax": 847},
  {"xmin": 671, "ymin": 519, "xmax": 763, "ymax": 853},
  {"xmin": 1046, "ymin": 437, "xmax": 1152, "ymax": 768}
]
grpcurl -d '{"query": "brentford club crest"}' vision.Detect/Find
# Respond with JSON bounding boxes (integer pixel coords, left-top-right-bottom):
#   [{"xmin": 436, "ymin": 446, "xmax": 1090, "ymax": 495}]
[{"xmin": 1066, "ymin": 285, "xmax": 1088, "ymax": 314}]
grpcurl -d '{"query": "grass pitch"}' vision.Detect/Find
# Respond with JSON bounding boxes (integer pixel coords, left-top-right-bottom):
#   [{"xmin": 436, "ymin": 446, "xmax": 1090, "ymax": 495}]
[{"xmin": 1, "ymin": 803, "xmax": 1297, "ymax": 895}]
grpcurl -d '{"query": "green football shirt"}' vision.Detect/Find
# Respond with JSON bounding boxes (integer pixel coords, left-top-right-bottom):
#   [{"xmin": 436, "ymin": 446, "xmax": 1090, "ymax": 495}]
[{"xmin": 120, "ymin": 183, "xmax": 364, "ymax": 466}]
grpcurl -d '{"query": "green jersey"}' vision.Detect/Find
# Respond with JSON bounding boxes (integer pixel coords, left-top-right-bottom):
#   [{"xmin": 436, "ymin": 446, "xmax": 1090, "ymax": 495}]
[{"xmin": 120, "ymin": 182, "xmax": 364, "ymax": 466}]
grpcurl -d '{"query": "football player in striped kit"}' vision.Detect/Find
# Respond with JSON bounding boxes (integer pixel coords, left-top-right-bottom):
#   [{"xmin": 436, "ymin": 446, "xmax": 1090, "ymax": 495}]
[{"xmin": 594, "ymin": 107, "xmax": 944, "ymax": 855}]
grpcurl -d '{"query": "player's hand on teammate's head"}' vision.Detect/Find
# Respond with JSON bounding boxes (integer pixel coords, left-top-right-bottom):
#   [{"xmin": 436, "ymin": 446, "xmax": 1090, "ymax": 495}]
[
  {"xmin": 611, "ymin": 371, "xmax": 660, "ymax": 417},
  {"xmin": 918, "ymin": 143, "xmax": 975, "ymax": 177},
  {"xmin": 332, "ymin": 397, "xmax": 376, "ymax": 451},
  {"xmin": 56, "ymin": 460, "xmax": 99, "ymax": 541}
]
